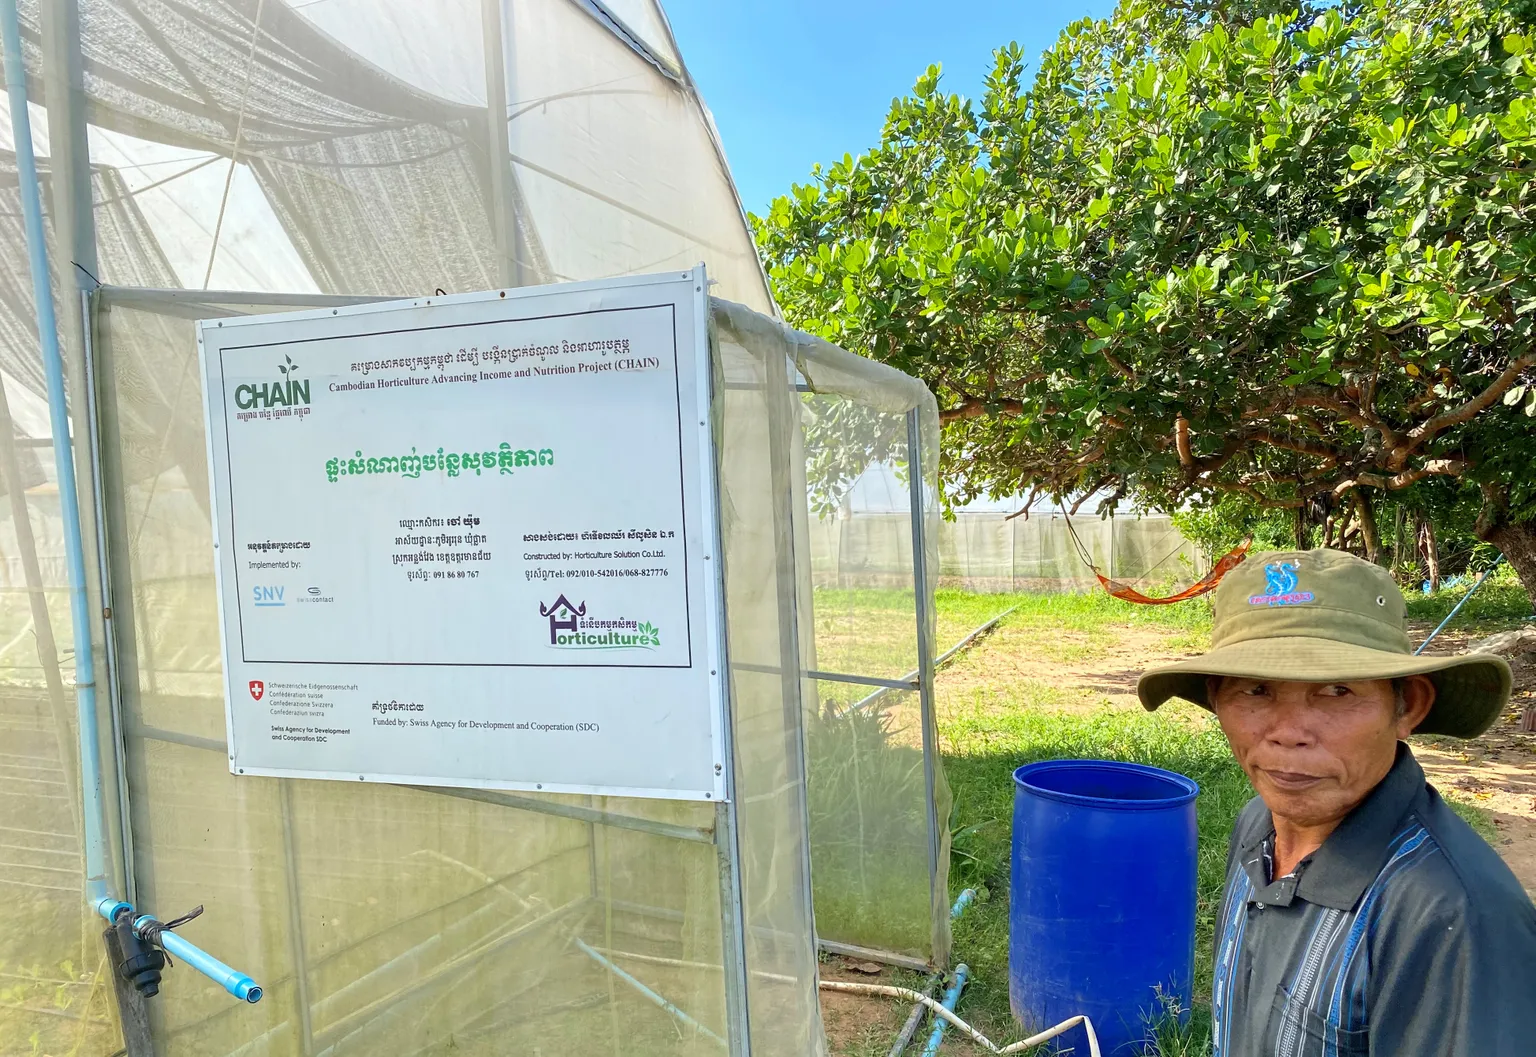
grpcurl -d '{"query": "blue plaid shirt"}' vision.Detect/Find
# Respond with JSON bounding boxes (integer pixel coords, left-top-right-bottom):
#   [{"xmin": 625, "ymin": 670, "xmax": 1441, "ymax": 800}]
[{"xmin": 1212, "ymin": 745, "xmax": 1536, "ymax": 1056}]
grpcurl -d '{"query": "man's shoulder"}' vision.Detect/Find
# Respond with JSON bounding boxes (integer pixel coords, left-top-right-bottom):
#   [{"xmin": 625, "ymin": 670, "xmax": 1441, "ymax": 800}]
[{"xmin": 1382, "ymin": 787, "xmax": 1535, "ymax": 926}]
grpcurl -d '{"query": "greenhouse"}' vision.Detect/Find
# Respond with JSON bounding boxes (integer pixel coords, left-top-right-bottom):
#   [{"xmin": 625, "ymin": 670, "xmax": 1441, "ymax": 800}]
[{"xmin": 0, "ymin": 1, "xmax": 949, "ymax": 1054}]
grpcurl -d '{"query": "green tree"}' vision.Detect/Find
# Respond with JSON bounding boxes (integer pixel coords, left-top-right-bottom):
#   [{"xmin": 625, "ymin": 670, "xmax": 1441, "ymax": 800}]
[{"xmin": 756, "ymin": 0, "xmax": 1536, "ymax": 603}]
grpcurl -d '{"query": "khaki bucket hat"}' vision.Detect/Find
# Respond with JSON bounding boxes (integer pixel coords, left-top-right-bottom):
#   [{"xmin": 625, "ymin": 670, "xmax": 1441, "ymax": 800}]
[{"xmin": 1138, "ymin": 548, "xmax": 1511, "ymax": 738}]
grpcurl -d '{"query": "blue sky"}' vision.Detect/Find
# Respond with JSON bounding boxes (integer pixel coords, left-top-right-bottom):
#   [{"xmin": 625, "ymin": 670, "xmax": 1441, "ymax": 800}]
[{"xmin": 663, "ymin": 0, "xmax": 1116, "ymax": 217}]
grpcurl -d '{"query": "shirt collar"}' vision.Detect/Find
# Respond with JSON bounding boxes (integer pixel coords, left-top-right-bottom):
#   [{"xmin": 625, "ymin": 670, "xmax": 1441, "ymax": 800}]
[{"xmin": 1238, "ymin": 743, "xmax": 1426, "ymax": 912}]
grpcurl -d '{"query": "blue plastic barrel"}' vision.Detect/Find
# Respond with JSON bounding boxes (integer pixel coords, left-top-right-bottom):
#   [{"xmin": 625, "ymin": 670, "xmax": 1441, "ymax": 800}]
[{"xmin": 1010, "ymin": 760, "xmax": 1199, "ymax": 1056}]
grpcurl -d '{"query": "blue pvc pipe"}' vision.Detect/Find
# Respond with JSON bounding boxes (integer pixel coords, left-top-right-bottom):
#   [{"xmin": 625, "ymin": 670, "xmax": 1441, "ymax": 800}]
[
  {"xmin": 134, "ymin": 915, "xmax": 262, "ymax": 1003},
  {"xmin": 1415, "ymin": 556, "xmax": 1503, "ymax": 655},
  {"xmin": 949, "ymin": 888, "xmax": 975, "ymax": 920},
  {"xmin": 0, "ymin": 0, "xmax": 109, "ymax": 907},
  {"xmin": 92, "ymin": 899, "xmax": 264, "ymax": 1003},
  {"xmin": 4, "ymin": 8, "xmax": 264, "ymax": 1008},
  {"xmin": 920, "ymin": 963, "xmax": 968, "ymax": 1057}
]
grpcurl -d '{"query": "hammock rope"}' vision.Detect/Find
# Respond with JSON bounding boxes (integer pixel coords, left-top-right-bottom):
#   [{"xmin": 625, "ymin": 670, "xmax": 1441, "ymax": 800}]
[{"xmin": 1061, "ymin": 514, "xmax": 1251, "ymax": 605}]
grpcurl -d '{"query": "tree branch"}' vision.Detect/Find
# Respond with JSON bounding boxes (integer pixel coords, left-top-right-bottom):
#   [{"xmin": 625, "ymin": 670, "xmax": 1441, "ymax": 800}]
[
  {"xmin": 939, "ymin": 396, "xmax": 1027, "ymax": 424},
  {"xmin": 1101, "ymin": 347, "xmax": 1137, "ymax": 382},
  {"xmin": 1331, "ymin": 458, "xmax": 1470, "ymax": 495},
  {"xmin": 1248, "ymin": 429, "xmax": 1340, "ymax": 464},
  {"xmin": 1389, "ymin": 352, "xmax": 1536, "ymax": 467},
  {"xmin": 1290, "ymin": 390, "xmax": 1400, "ymax": 448},
  {"xmin": 1215, "ymin": 481, "xmax": 1303, "ymax": 508}
]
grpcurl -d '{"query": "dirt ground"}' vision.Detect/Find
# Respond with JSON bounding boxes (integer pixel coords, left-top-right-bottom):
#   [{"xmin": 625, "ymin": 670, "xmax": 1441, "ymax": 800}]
[
  {"xmin": 818, "ymin": 959, "xmax": 930, "ymax": 1055},
  {"xmin": 1406, "ymin": 628, "xmax": 1536, "ymax": 897}
]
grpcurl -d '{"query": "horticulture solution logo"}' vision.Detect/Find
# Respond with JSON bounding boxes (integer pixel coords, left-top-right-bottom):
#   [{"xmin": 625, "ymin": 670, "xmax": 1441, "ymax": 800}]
[{"xmin": 539, "ymin": 594, "xmax": 660, "ymax": 650}]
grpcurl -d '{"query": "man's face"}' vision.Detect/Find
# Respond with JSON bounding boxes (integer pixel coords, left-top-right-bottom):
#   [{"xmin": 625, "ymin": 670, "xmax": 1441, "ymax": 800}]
[{"xmin": 1211, "ymin": 676, "xmax": 1435, "ymax": 829}]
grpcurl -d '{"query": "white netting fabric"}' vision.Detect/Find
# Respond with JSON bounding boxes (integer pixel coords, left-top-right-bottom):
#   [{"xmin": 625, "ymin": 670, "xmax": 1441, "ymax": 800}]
[{"xmin": 0, "ymin": 4, "xmax": 953, "ymax": 1054}]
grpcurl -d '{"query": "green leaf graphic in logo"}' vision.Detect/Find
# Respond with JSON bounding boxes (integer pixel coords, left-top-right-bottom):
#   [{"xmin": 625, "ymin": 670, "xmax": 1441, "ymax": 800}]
[
  {"xmin": 279, "ymin": 354, "xmax": 297, "ymax": 377},
  {"xmin": 638, "ymin": 621, "xmax": 660, "ymax": 645}
]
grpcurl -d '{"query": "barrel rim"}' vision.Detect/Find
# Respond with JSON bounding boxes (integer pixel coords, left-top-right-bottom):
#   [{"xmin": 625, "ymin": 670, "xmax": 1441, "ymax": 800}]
[{"xmin": 1012, "ymin": 758, "xmax": 1199, "ymax": 809}]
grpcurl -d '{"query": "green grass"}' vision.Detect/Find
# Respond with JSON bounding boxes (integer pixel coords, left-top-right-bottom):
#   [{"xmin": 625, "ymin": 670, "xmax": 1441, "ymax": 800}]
[
  {"xmin": 1403, "ymin": 564, "xmax": 1535, "ymax": 627},
  {"xmin": 1440, "ymin": 791, "xmax": 1499, "ymax": 842},
  {"xmin": 936, "ymin": 588, "xmax": 1215, "ymax": 636}
]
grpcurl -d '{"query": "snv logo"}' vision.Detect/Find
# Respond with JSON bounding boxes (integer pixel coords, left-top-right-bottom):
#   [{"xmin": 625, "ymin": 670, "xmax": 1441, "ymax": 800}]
[
  {"xmin": 234, "ymin": 355, "xmax": 310, "ymax": 410},
  {"xmin": 252, "ymin": 585, "xmax": 285, "ymax": 607}
]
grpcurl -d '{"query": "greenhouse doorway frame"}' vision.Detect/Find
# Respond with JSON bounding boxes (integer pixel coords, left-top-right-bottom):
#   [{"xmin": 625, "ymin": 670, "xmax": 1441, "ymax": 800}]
[
  {"xmin": 803, "ymin": 395, "xmax": 943, "ymax": 975},
  {"xmin": 83, "ymin": 282, "xmax": 766, "ymax": 1056}
]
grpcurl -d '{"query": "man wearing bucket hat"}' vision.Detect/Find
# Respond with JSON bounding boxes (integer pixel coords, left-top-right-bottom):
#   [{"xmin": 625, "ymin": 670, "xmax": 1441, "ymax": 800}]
[{"xmin": 1137, "ymin": 548, "xmax": 1536, "ymax": 1056}]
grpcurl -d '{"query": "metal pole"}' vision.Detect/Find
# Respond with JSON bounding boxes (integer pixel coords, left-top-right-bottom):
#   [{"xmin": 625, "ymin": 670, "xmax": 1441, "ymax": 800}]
[
  {"xmin": 714, "ymin": 798, "xmax": 754, "ymax": 1057},
  {"xmin": 576, "ymin": 939, "xmax": 726, "ymax": 1046},
  {"xmin": 1415, "ymin": 556, "xmax": 1504, "ymax": 655},
  {"xmin": 40, "ymin": 0, "xmax": 98, "ymax": 284},
  {"xmin": 763, "ymin": 307, "xmax": 817, "ymax": 941},
  {"xmin": 885, "ymin": 973, "xmax": 942, "ymax": 1057},
  {"xmin": 1, "ymin": 0, "xmax": 109, "ymax": 907},
  {"xmin": 905, "ymin": 408, "xmax": 944, "ymax": 951},
  {"xmin": 279, "ymin": 780, "xmax": 316, "ymax": 1053},
  {"xmin": 80, "ymin": 288, "xmax": 136, "ymax": 905},
  {"xmin": 704, "ymin": 292, "xmax": 754, "ymax": 1057},
  {"xmin": 480, "ymin": 0, "xmax": 523, "ymax": 286}
]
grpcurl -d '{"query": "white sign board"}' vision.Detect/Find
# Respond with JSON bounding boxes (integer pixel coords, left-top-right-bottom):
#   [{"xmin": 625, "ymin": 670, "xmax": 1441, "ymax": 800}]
[{"xmin": 198, "ymin": 270, "xmax": 726, "ymax": 800}]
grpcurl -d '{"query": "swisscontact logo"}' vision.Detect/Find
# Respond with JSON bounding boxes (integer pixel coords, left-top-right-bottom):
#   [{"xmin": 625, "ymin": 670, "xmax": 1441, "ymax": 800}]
[
  {"xmin": 234, "ymin": 355, "xmax": 310, "ymax": 410},
  {"xmin": 539, "ymin": 595, "xmax": 660, "ymax": 650}
]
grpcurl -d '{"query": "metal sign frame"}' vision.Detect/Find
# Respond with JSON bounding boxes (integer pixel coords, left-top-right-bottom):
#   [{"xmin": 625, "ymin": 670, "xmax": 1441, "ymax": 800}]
[{"xmin": 194, "ymin": 268, "xmax": 730, "ymax": 802}]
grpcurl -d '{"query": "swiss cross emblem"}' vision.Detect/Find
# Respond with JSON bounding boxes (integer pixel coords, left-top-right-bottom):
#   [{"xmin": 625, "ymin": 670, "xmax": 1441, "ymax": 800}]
[{"xmin": 248, "ymin": 680, "xmax": 265, "ymax": 701}]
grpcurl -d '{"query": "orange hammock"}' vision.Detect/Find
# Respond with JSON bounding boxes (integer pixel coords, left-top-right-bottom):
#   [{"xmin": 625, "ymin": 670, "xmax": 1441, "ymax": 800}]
[{"xmin": 1063, "ymin": 515, "xmax": 1252, "ymax": 605}]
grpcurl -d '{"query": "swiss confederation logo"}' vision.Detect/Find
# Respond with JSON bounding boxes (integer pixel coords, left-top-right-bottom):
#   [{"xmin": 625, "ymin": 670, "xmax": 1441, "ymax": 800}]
[
  {"xmin": 1248, "ymin": 562, "xmax": 1315, "ymax": 607},
  {"xmin": 248, "ymin": 680, "xmax": 265, "ymax": 701},
  {"xmin": 539, "ymin": 595, "xmax": 660, "ymax": 650}
]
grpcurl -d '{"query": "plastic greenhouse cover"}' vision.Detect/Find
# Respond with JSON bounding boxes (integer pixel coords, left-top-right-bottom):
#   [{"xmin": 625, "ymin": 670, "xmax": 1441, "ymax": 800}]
[{"xmin": 0, "ymin": 1, "xmax": 948, "ymax": 1052}]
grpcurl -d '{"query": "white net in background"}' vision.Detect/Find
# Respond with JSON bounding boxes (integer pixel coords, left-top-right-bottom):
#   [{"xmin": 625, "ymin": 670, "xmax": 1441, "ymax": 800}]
[{"xmin": 810, "ymin": 487, "xmax": 1204, "ymax": 596}]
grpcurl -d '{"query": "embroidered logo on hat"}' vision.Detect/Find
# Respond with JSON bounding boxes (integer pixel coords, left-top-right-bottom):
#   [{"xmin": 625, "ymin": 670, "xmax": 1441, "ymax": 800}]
[{"xmin": 1248, "ymin": 561, "xmax": 1316, "ymax": 607}]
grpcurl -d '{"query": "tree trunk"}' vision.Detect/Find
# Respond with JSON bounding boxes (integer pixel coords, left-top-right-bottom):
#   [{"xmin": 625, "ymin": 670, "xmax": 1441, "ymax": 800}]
[
  {"xmin": 1391, "ymin": 505, "xmax": 1408, "ymax": 574},
  {"xmin": 1421, "ymin": 519, "xmax": 1441, "ymax": 592},
  {"xmin": 1355, "ymin": 489, "xmax": 1383, "ymax": 565},
  {"xmin": 1293, "ymin": 505, "xmax": 1310, "ymax": 550},
  {"xmin": 1480, "ymin": 518, "xmax": 1536, "ymax": 610}
]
